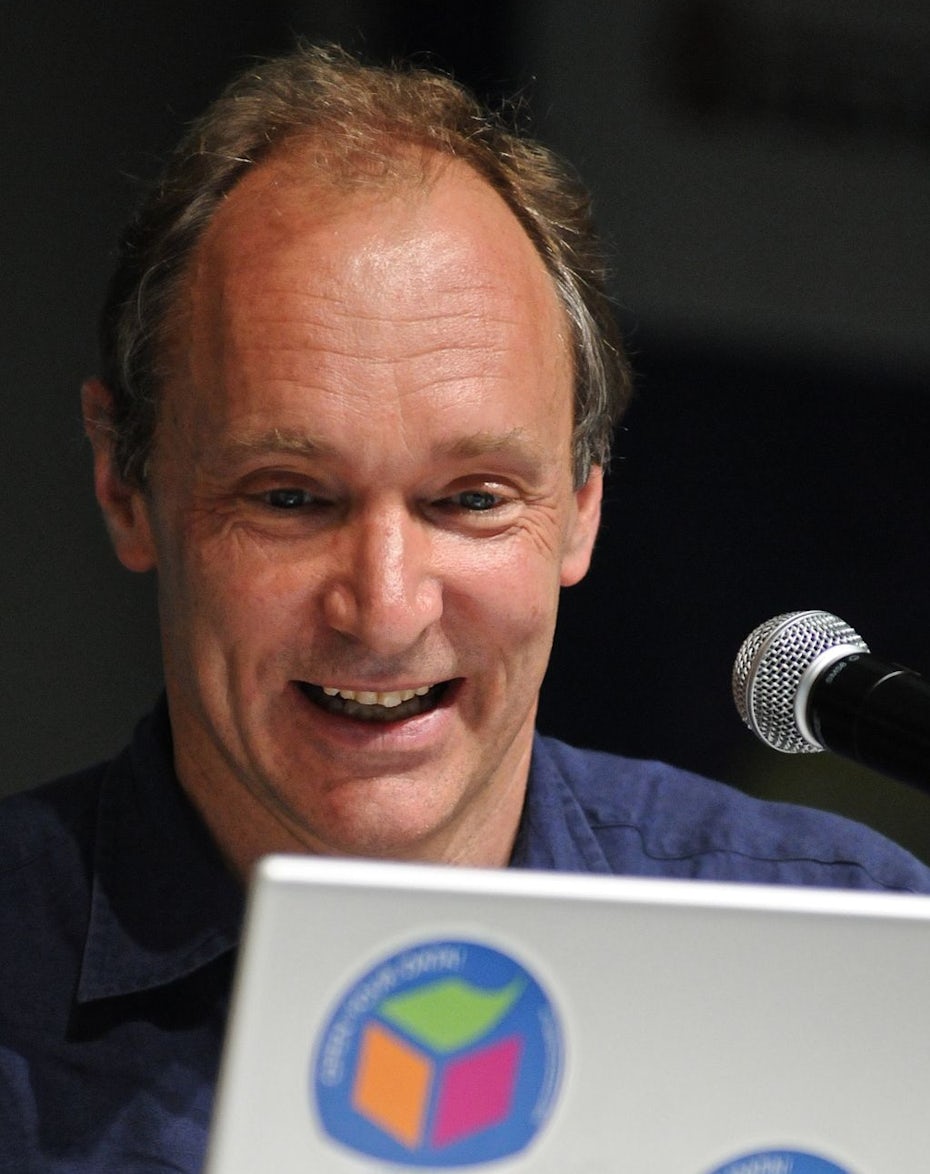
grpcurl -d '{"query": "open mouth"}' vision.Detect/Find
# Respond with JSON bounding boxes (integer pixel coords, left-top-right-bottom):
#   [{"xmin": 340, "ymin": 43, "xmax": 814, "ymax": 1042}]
[{"xmin": 297, "ymin": 680, "xmax": 455, "ymax": 723}]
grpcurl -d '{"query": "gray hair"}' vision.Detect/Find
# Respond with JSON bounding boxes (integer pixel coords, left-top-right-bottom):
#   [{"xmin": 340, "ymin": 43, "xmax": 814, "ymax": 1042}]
[{"xmin": 98, "ymin": 43, "xmax": 632, "ymax": 488}]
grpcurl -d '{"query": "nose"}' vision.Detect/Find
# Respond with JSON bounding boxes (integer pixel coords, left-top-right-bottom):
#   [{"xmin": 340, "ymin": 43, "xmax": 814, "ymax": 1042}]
[{"xmin": 321, "ymin": 504, "xmax": 442, "ymax": 655}]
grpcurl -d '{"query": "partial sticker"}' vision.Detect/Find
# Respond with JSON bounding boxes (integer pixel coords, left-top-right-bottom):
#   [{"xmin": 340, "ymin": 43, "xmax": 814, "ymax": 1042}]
[{"xmin": 704, "ymin": 1149, "xmax": 854, "ymax": 1174}]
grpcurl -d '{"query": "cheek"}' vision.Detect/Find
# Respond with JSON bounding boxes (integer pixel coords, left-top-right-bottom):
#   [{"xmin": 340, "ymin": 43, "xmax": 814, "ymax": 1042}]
[
  {"xmin": 448, "ymin": 544, "xmax": 562, "ymax": 645},
  {"xmin": 156, "ymin": 529, "xmax": 313, "ymax": 668}
]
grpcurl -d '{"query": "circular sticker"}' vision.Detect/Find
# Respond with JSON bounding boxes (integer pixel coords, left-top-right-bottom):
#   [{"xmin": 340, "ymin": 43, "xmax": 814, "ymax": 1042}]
[
  {"xmin": 312, "ymin": 938, "xmax": 563, "ymax": 1167},
  {"xmin": 704, "ymin": 1150, "xmax": 854, "ymax": 1174}
]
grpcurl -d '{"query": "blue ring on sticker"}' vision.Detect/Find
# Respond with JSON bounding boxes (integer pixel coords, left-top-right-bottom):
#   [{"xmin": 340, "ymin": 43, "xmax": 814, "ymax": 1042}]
[{"xmin": 312, "ymin": 939, "xmax": 563, "ymax": 1167}]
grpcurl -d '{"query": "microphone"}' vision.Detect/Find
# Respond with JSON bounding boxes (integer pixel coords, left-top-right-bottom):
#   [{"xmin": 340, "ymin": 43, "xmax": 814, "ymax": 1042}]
[{"xmin": 732, "ymin": 610, "xmax": 930, "ymax": 789}]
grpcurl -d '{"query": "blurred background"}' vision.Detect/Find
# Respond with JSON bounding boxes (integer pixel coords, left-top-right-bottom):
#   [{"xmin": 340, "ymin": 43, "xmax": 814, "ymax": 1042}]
[{"xmin": 3, "ymin": 0, "xmax": 929, "ymax": 858}]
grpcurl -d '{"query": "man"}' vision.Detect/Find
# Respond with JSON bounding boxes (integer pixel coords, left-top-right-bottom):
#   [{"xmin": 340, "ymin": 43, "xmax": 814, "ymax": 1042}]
[{"xmin": 2, "ymin": 44, "xmax": 928, "ymax": 1173}]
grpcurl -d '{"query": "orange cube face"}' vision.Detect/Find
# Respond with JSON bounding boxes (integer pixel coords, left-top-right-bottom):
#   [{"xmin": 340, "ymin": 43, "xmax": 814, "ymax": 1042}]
[{"xmin": 351, "ymin": 1022, "xmax": 434, "ymax": 1148}]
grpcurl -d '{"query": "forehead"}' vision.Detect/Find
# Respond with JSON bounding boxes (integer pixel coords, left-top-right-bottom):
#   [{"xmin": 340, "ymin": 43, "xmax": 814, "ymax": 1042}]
[
  {"xmin": 183, "ymin": 146, "xmax": 568, "ymax": 343},
  {"xmin": 161, "ymin": 148, "xmax": 574, "ymax": 457}
]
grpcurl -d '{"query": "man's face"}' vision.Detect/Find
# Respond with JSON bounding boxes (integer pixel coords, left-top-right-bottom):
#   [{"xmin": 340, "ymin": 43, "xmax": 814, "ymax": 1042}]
[{"xmin": 94, "ymin": 153, "xmax": 601, "ymax": 870}]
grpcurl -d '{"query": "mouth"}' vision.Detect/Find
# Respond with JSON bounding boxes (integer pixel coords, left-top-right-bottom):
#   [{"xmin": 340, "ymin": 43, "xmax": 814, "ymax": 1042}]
[{"xmin": 297, "ymin": 680, "xmax": 457, "ymax": 723}]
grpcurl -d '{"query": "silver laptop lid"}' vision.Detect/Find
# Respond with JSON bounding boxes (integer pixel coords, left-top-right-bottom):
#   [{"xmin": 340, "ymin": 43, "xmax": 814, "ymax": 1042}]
[{"xmin": 207, "ymin": 855, "xmax": 930, "ymax": 1173}]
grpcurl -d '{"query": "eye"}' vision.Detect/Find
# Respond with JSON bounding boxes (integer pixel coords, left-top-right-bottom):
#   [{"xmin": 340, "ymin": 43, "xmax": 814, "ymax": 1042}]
[
  {"xmin": 451, "ymin": 490, "xmax": 501, "ymax": 512},
  {"xmin": 263, "ymin": 488, "xmax": 318, "ymax": 510}
]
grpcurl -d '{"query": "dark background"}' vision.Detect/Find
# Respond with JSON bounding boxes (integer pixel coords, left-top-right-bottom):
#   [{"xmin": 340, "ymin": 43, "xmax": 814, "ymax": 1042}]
[{"xmin": 3, "ymin": 1, "xmax": 929, "ymax": 858}]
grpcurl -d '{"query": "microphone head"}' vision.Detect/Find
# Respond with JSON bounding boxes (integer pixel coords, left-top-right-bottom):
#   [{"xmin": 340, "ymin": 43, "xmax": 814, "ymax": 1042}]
[{"xmin": 732, "ymin": 610, "xmax": 870, "ymax": 754}]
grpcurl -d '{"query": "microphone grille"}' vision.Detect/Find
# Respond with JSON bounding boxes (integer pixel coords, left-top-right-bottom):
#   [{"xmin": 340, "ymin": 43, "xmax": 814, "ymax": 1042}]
[{"xmin": 732, "ymin": 610, "xmax": 869, "ymax": 753}]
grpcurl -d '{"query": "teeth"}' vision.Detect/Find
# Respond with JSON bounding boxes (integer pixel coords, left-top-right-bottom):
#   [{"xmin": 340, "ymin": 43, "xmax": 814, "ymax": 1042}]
[{"xmin": 322, "ymin": 685, "xmax": 431, "ymax": 708}]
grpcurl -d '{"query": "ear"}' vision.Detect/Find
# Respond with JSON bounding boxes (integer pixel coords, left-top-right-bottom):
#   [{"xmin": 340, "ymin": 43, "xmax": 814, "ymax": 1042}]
[
  {"xmin": 560, "ymin": 464, "xmax": 603, "ymax": 587},
  {"xmin": 81, "ymin": 378, "xmax": 157, "ymax": 573}
]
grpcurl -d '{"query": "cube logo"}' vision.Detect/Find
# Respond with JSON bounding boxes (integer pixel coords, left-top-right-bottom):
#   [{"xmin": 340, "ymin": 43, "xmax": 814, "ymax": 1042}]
[{"xmin": 313, "ymin": 940, "xmax": 563, "ymax": 1167}]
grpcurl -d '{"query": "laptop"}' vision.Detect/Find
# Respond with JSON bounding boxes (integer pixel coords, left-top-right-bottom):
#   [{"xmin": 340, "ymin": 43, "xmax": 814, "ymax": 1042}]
[{"xmin": 205, "ymin": 855, "xmax": 930, "ymax": 1173}]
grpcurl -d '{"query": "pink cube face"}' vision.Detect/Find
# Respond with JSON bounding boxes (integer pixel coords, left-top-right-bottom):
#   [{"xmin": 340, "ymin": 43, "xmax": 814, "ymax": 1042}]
[{"xmin": 431, "ymin": 1036, "xmax": 523, "ymax": 1147}]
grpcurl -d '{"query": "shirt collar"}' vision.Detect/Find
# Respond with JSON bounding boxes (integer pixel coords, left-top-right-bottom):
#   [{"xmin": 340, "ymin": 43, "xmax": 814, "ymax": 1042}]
[
  {"xmin": 77, "ymin": 698, "xmax": 243, "ymax": 1003},
  {"xmin": 77, "ymin": 718, "xmax": 600, "ymax": 999},
  {"xmin": 510, "ymin": 733, "xmax": 613, "ymax": 873}
]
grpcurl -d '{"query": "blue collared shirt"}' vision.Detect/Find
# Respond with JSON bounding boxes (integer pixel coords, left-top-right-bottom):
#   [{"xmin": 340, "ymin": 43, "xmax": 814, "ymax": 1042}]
[{"xmin": 2, "ymin": 700, "xmax": 928, "ymax": 1172}]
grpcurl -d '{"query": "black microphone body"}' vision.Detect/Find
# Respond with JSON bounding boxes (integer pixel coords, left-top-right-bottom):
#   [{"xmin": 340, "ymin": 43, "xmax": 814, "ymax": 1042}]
[
  {"xmin": 809, "ymin": 653, "xmax": 930, "ymax": 788},
  {"xmin": 733, "ymin": 610, "xmax": 930, "ymax": 791}
]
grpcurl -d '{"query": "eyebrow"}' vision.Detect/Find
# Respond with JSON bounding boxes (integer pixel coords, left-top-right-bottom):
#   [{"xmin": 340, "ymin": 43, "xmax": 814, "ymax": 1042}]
[
  {"xmin": 219, "ymin": 429, "xmax": 333, "ymax": 462},
  {"xmin": 439, "ymin": 428, "xmax": 545, "ymax": 465}
]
